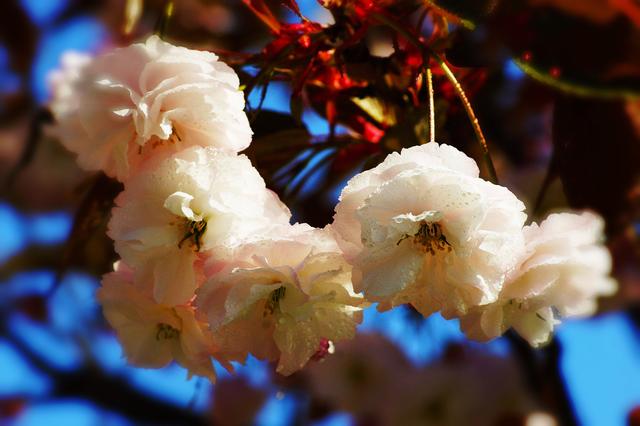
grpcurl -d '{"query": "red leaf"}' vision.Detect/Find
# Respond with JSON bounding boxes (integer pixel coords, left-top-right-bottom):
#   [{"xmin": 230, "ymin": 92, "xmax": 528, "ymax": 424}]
[
  {"xmin": 242, "ymin": 0, "xmax": 281, "ymax": 33},
  {"xmin": 629, "ymin": 405, "xmax": 640, "ymax": 426},
  {"xmin": 0, "ymin": 399, "xmax": 25, "ymax": 418},
  {"xmin": 281, "ymin": 0, "xmax": 303, "ymax": 18}
]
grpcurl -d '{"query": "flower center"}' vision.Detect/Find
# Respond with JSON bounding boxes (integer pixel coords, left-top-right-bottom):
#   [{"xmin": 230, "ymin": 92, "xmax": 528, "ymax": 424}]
[
  {"xmin": 164, "ymin": 191, "xmax": 208, "ymax": 252},
  {"xmin": 264, "ymin": 286, "xmax": 286, "ymax": 317},
  {"xmin": 156, "ymin": 323, "xmax": 180, "ymax": 341},
  {"xmin": 178, "ymin": 219, "xmax": 207, "ymax": 252},
  {"xmin": 137, "ymin": 130, "xmax": 183, "ymax": 154},
  {"xmin": 398, "ymin": 221, "xmax": 452, "ymax": 255}
]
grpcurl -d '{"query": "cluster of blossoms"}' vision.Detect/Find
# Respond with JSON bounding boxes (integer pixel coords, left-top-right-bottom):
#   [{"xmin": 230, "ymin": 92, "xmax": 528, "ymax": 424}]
[
  {"xmin": 49, "ymin": 36, "xmax": 364, "ymax": 380},
  {"xmin": 49, "ymin": 36, "xmax": 616, "ymax": 380},
  {"xmin": 331, "ymin": 144, "xmax": 616, "ymax": 346}
]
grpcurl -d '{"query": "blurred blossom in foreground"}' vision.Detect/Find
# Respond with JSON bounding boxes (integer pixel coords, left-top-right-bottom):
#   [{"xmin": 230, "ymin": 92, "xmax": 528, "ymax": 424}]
[{"xmin": 307, "ymin": 334, "xmax": 541, "ymax": 426}]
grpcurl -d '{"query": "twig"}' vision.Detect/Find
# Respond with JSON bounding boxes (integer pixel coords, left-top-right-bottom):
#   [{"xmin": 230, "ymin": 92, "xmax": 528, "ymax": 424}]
[
  {"xmin": 4, "ymin": 108, "xmax": 52, "ymax": 190},
  {"xmin": 1, "ymin": 322, "xmax": 209, "ymax": 425},
  {"xmin": 506, "ymin": 331, "xmax": 579, "ymax": 426},
  {"xmin": 533, "ymin": 156, "xmax": 558, "ymax": 216}
]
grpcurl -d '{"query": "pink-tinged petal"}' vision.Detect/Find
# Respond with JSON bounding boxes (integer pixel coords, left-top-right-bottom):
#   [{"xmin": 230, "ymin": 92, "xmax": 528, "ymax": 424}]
[
  {"xmin": 48, "ymin": 36, "xmax": 251, "ymax": 181},
  {"xmin": 333, "ymin": 142, "xmax": 526, "ymax": 317}
]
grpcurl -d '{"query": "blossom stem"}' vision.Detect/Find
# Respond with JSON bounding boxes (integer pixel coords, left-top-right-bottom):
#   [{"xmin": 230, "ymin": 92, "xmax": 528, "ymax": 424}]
[
  {"xmin": 436, "ymin": 58, "xmax": 498, "ymax": 184},
  {"xmin": 370, "ymin": 11, "xmax": 498, "ymax": 184},
  {"xmin": 426, "ymin": 68, "xmax": 435, "ymax": 143},
  {"xmin": 154, "ymin": 1, "xmax": 174, "ymax": 39}
]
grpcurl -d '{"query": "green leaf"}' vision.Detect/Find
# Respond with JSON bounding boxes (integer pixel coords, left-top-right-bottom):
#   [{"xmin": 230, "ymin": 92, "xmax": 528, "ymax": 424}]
[
  {"xmin": 426, "ymin": 0, "xmax": 498, "ymax": 29},
  {"xmin": 514, "ymin": 59, "xmax": 640, "ymax": 100}
]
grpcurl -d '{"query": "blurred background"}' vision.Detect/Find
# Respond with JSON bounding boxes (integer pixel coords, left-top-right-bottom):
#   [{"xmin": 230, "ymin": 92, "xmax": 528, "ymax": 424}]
[{"xmin": 1, "ymin": 0, "xmax": 640, "ymax": 425}]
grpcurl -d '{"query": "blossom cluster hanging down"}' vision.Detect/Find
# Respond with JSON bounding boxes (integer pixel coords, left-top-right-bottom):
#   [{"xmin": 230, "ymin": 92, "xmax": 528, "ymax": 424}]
[{"xmin": 48, "ymin": 35, "xmax": 616, "ymax": 381}]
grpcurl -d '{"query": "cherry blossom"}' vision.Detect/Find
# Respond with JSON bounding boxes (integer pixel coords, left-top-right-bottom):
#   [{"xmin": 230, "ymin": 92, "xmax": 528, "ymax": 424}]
[
  {"xmin": 460, "ymin": 212, "xmax": 617, "ymax": 346},
  {"xmin": 197, "ymin": 224, "xmax": 365, "ymax": 375},
  {"xmin": 97, "ymin": 262, "xmax": 233, "ymax": 381},
  {"xmin": 332, "ymin": 143, "xmax": 527, "ymax": 317},
  {"xmin": 48, "ymin": 35, "xmax": 251, "ymax": 181},
  {"xmin": 108, "ymin": 146, "xmax": 291, "ymax": 306}
]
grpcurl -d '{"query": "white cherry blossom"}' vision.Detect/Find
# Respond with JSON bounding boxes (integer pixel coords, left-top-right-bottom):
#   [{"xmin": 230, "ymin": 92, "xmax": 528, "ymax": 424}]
[
  {"xmin": 108, "ymin": 146, "xmax": 291, "ymax": 306},
  {"xmin": 332, "ymin": 143, "xmax": 527, "ymax": 317},
  {"xmin": 97, "ymin": 262, "xmax": 232, "ymax": 381},
  {"xmin": 48, "ymin": 35, "xmax": 251, "ymax": 181},
  {"xmin": 460, "ymin": 211, "xmax": 617, "ymax": 346},
  {"xmin": 197, "ymin": 224, "xmax": 365, "ymax": 375}
]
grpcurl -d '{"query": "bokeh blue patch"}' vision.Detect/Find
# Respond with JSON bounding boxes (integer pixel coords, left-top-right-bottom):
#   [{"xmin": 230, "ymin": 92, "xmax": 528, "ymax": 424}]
[
  {"xmin": 0, "ymin": 202, "xmax": 28, "ymax": 264},
  {"xmin": 312, "ymin": 412, "xmax": 353, "ymax": 426},
  {"xmin": 255, "ymin": 391, "xmax": 298, "ymax": 426},
  {"xmin": 8, "ymin": 314, "xmax": 84, "ymax": 371},
  {"xmin": 248, "ymin": 81, "xmax": 292, "ymax": 114},
  {"xmin": 13, "ymin": 400, "xmax": 131, "ymax": 426},
  {"xmin": 126, "ymin": 364, "xmax": 212, "ymax": 412},
  {"xmin": 31, "ymin": 16, "xmax": 106, "ymax": 102},
  {"xmin": 0, "ymin": 45, "xmax": 22, "ymax": 95},
  {"xmin": 503, "ymin": 58, "xmax": 526, "ymax": 81},
  {"xmin": 283, "ymin": 0, "xmax": 334, "ymax": 24},
  {"xmin": 49, "ymin": 272, "xmax": 99, "ymax": 334},
  {"xmin": 0, "ymin": 204, "xmax": 72, "ymax": 264},
  {"xmin": 360, "ymin": 305, "xmax": 465, "ymax": 365},
  {"xmin": 26, "ymin": 211, "xmax": 72, "ymax": 245},
  {"xmin": 558, "ymin": 312, "xmax": 640, "ymax": 426},
  {"xmin": 20, "ymin": 0, "xmax": 69, "ymax": 27},
  {"xmin": 0, "ymin": 340, "xmax": 50, "ymax": 397}
]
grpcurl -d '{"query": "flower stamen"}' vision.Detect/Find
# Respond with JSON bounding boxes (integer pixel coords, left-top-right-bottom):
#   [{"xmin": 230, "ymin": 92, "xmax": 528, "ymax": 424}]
[
  {"xmin": 264, "ymin": 286, "xmax": 286, "ymax": 317},
  {"xmin": 178, "ymin": 219, "xmax": 207, "ymax": 251},
  {"xmin": 398, "ymin": 221, "xmax": 452, "ymax": 255},
  {"xmin": 156, "ymin": 323, "xmax": 180, "ymax": 340}
]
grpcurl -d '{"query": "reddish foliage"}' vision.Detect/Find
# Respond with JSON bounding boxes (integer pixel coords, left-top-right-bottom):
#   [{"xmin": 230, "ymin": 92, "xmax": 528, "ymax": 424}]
[
  {"xmin": 629, "ymin": 405, "xmax": 640, "ymax": 426},
  {"xmin": 0, "ymin": 398, "xmax": 25, "ymax": 419}
]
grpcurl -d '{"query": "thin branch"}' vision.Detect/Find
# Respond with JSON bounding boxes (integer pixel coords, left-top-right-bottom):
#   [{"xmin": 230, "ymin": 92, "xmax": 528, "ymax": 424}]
[
  {"xmin": 1, "ymin": 322, "xmax": 209, "ymax": 425},
  {"xmin": 533, "ymin": 159, "xmax": 557, "ymax": 216},
  {"xmin": 4, "ymin": 108, "xmax": 52, "ymax": 190}
]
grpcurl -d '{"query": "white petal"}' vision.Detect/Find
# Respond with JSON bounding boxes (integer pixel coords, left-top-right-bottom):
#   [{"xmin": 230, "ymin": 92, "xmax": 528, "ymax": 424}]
[{"xmin": 164, "ymin": 191, "xmax": 202, "ymax": 221}]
